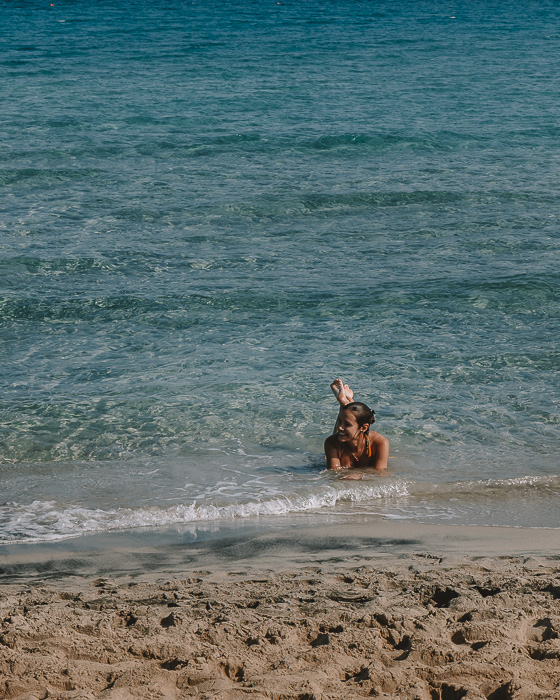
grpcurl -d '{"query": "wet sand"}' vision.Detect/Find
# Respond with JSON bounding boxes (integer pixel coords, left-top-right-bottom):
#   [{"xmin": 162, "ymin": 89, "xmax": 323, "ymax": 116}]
[{"xmin": 1, "ymin": 520, "xmax": 559, "ymax": 699}]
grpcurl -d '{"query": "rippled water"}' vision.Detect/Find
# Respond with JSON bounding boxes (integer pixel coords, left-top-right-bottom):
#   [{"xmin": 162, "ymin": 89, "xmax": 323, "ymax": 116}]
[{"xmin": 1, "ymin": 0, "xmax": 559, "ymax": 543}]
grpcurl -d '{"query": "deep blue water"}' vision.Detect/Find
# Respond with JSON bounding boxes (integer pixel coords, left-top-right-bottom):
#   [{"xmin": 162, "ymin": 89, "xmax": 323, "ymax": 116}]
[{"xmin": 1, "ymin": 0, "xmax": 559, "ymax": 543}]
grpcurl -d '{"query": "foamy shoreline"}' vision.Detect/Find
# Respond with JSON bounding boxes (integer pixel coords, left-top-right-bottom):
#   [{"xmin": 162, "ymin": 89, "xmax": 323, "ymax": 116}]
[{"xmin": 1, "ymin": 521, "xmax": 559, "ymax": 699}]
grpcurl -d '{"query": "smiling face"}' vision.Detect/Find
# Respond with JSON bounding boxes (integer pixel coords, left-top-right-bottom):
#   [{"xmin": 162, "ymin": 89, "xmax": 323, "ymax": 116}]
[{"xmin": 336, "ymin": 407, "xmax": 368, "ymax": 443}]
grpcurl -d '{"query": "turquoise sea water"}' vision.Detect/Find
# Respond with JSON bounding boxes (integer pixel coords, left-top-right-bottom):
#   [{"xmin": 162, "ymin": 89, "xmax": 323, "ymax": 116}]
[{"xmin": 1, "ymin": 0, "xmax": 559, "ymax": 543}]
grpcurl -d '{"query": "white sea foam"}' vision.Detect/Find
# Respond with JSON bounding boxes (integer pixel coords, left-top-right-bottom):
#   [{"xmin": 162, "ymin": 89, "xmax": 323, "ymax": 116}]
[
  {"xmin": 2, "ymin": 473, "xmax": 559, "ymax": 544},
  {"xmin": 0, "ymin": 481, "xmax": 410, "ymax": 544}
]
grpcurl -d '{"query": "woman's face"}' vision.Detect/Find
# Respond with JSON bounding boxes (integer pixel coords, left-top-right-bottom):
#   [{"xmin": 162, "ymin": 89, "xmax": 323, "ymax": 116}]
[{"xmin": 337, "ymin": 408, "xmax": 365, "ymax": 443}]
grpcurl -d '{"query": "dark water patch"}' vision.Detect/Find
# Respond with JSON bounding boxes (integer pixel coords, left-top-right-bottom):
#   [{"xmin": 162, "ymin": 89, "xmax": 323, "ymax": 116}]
[
  {"xmin": 2, "ymin": 66, "xmax": 59, "ymax": 77},
  {"xmin": 0, "ymin": 256, "xmax": 117, "ymax": 276},
  {"xmin": 1, "ymin": 271, "xmax": 557, "ymax": 326},
  {"xmin": 46, "ymin": 118, "xmax": 83, "ymax": 129},
  {"xmin": 108, "ymin": 208, "xmax": 166, "ymax": 223},
  {"xmin": 0, "ymin": 295, "xmax": 176, "ymax": 324},
  {"xmin": 2, "ymin": 59, "xmax": 32, "ymax": 67},
  {"xmin": 106, "ymin": 130, "xmax": 506, "ymax": 161},
  {"xmin": 505, "ymin": 125, "xmax": 560, "ymax": 139},
  {"xmin": 300, "ymin": 190, "xmax": 467, "ymax": 209},
  {"xmin": 202, "ymin": 188, "xmax": 559, "ymax": 224},
  {"xmin": 0, "ymin": 167, "xmax": 103, "ymax": 186},
  {"xmin": 1, "ymin": 138, "xmax": 268, "ymax": 165},
  {"xmin": 3, "ymin": 129, "xmax": 509, "ymax": 166},
  {"xmin": 180, "ymin": 40, "xmax": 227, "ymax": 53},
  {"xmin": 460, "ymin": 275, "xmax": 560, "ymax": 312},
  {"xmin": 486, "ymin": 189, "xmax": 559, "ymax": 204},
  {"xmin": 131, "ymin": 132, "xmax": 270, "ymax": 158},
  {"xmin": 381, "ymin": 273, "xmax": 560, "ymax": 313},
  {"xmin": 209, "ymin": 133, "xmax": 264, "ymax": 146},
  {"xmin": 303, "ymin": 130, "xmax": 486, "ymax": 153},
  {"xmin": 0, "ymin": 291, "xmax": 338, "ymax": 325},
  {"xmin": 204, "ymin": 190, "xmax": 469, "ymax": 223},
  {"xmin": 0, "ymin": 250, "xmax": 253, "ymax": 280},
  {"xmin": 469, "ymin": 352, "xmax": 560, "ymax": 372},
  {"xmin": 124, "ymin": 115, "xmax": 166, "ymax": 126},
  {"xmin": 0, "ymin": 144, "xmax": 136, "ymax": 163}
]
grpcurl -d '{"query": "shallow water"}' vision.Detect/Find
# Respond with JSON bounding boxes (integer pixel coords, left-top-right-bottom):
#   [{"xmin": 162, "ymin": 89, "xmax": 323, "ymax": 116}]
[{"xmin": 1, "ymin": 0, "xmax": 559, "ymax": 543}]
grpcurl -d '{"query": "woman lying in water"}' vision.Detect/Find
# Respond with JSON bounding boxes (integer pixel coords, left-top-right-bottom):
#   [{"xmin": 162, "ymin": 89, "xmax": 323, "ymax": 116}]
[{"xmin": 324, "ymin": 379, "xmax": 390, "ymax": 479}]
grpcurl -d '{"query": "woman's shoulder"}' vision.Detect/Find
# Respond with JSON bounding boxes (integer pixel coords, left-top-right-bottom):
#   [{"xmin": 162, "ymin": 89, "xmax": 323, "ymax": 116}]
[{"xmin": 369, "ymin": 431, "xmax": 389, "ymax": 447}]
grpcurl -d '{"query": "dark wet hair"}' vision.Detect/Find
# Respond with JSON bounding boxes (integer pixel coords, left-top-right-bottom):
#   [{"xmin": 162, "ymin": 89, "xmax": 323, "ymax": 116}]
[{"xmin": 342, "ymin": 401, "xmax": 375, "ymax": 426}]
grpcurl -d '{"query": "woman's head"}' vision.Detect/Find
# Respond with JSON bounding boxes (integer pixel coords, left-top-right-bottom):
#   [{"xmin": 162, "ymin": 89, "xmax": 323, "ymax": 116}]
[
  {"xmin": 337, "ymin": 402, "xmax": 375, "ymax": 442},
  {"xmin": 344, "ymin": 402, "xmax": 375, "ymax": 426}
]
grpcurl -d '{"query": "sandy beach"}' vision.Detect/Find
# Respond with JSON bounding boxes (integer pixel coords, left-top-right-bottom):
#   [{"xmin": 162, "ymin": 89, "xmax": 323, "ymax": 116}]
[{"xmin": 1, "ymin": 521, "xmax": 559, "ymax": 699}]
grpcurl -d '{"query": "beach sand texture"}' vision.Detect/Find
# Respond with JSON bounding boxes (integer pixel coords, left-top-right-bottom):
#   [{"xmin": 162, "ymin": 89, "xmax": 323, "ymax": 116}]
[{"xmin": 1, "ymin": 524, "xmax": 559, "ymax": 700}]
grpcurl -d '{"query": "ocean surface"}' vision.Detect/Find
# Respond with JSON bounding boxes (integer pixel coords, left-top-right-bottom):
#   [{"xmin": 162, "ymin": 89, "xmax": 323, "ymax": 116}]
[{"xmin": 1, "ymin": 0, "xmax": 559, "ymax": 545}]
